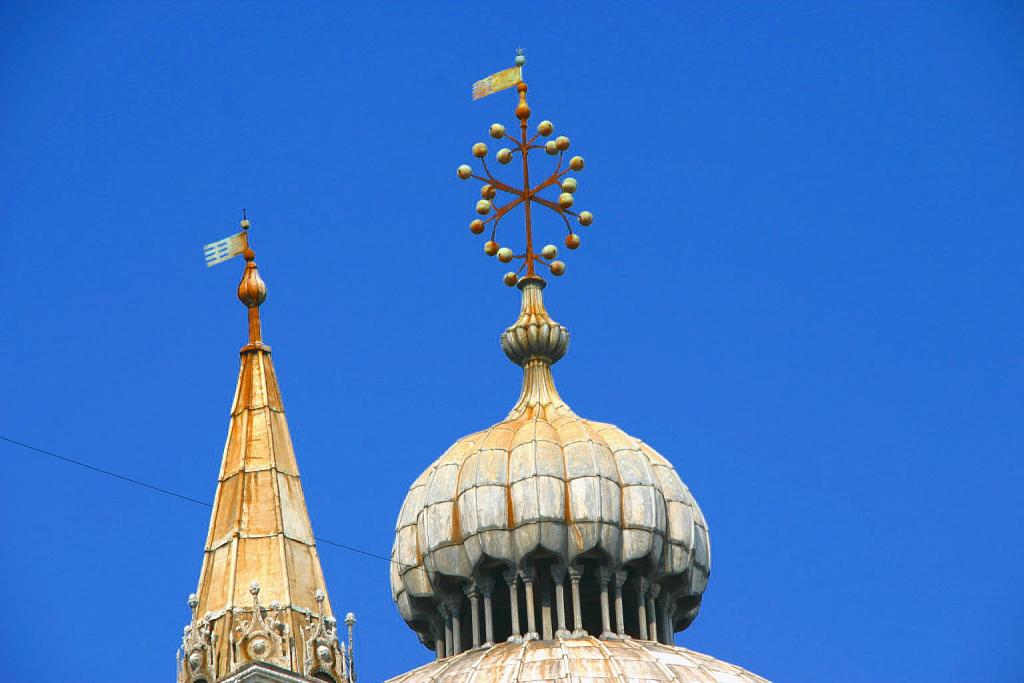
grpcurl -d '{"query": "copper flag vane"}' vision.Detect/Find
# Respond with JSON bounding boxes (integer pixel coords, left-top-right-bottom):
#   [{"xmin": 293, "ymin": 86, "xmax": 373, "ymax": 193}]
[
  {"xmin": 201, "ymin": 210, "xmax": 268, "ymax": 348},
  {"xmin": 460, "ymin": 50, "xmax": 594, "ymax": 287}
]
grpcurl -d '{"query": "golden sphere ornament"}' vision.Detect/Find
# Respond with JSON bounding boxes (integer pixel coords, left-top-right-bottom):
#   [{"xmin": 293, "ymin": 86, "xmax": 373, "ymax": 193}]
[
  {"xmin": 558, "ymin": 192, "xmax": 574, "ymax": 209},
  {"xmin": 481, "ymin": 184, "xmax": 497, "ymax": 200},
  {"xmin": 565, "ymin": 233, "xmax": 581, "ymax": 249},
  {"xmin": 549, "ymin": 260, "xmax": 566, "ymax": 276},
  {"xmin": 476, "ymin": 199, "xmax": 492, "ymax": 215},
  {"xmin": 497, "ymin": 247, "xmax": 514, "ymax": 263},
  {"xmin": 555, "ymin": 135, "xmax": 570, "ymax": 151},
  {"xmin": 545, "ymin": 140, "xmax": 559, "ymax": 155},
  {"xmin": 489, "ymin": 123, "xmax": 506, "ymax": 139},
  {"xmin": 578, "ymin": 210, "xmax": 593, "ymax": 226},
  {"xmin": 484, "ymin": 241, "xmax": 499, "ymax": 256},
  {"xmin": 537, "ymin": 120, "xmax": 554, "ymax": 136},
  {"xmin": 497, "ymin": 148, "xmax": 513, "ymax": 164},
  {"xmin": 457, "ymin": 164, "xmax": 472, "ymax": 179},
  {"xmin": 569, "ymin": 156, "xmax": 585, "ymax": 171},
  {"xmin": 472, "ymin": 142, "xmax": 488, "ymax": 158},
  {"xmin": 240, "ymin": 218, "xmax": 251, "ymax": 229},
  {"xmin": 561, "ymin": 177, "xmax": 577, "ymax": 193},
  {"xmin": 541, "ymin": 244, "xmax": 558, "ymax": 260},
  {"xmin": 503, "ymin": 272, "xmax": 519, "ymax": 287},
  {"xmin": 469, "ymin": 219, "xmax": 485, "ymax": 234}
]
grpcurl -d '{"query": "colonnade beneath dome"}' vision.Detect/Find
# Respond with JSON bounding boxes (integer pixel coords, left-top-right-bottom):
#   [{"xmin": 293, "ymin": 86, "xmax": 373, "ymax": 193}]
[{"xmin": 428, "ymin": 557, "xmax": 690, "ymax": 660}]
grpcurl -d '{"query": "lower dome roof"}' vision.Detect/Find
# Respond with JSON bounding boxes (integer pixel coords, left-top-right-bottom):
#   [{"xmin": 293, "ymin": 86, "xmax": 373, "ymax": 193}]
[{"xmin": 385, "ymin": 636, "xmax": 769, "ymax": 683}]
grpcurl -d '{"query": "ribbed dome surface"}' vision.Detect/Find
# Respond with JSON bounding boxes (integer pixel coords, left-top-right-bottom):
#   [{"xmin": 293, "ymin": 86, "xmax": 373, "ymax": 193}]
[
  {"xmin": 390, "ymin": 278, "xmax": 711, "ymax": 652},
  {"xmin": 385, "ymin": 636, "xmax": 769, "ymax": 683}
]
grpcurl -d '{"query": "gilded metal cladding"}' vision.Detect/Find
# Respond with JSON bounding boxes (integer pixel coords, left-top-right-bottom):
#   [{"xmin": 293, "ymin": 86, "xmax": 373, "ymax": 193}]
[
  {"xmin": 385, "ymin": 636, "xmax": 770, "ymax": 683},
  {"xmin": 181, "ymin": 238, "xmax": 353, "ymax": 683}
]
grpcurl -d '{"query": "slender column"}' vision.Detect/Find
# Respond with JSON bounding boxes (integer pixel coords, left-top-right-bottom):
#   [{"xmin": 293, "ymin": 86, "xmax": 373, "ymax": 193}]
[
  {"xmin": 613, "ymin": 570, "xmax": 628, "ymax": 637},
  {"xmin": 567, "ymin": 565, "xmax": 585, "ymax": 637},
  {"xmin": 503, "ymin": 569, "xmax": 522, "ymax": 642},
  {"xmin": 635, "ymin": 578, "xmax": 649, "ymax": 640},
  {"xmin": 597, "ymin": 566, "xmax": 615, "ymax": 639},
  {"xmin": 646, "ymin": 584, "xmax": 660, "ymax": 643},
  {"xmin": 520, "ymin": 568, "xmax": 539, "ymax": 640},
  {"xmin": 439, "ymin": 602, "xmax": 453, "ymax": 657},
  {"xmin": 465, "ymin": 583, "xmax": 481, "ymax": 649},
  {"xmin": 551, "ymin": 564, "xmax": 569, "ymax": 638},
  {"xmin": 658, "ymin": 591, "xmax": 672, "ymax": 645},
  {"xmin": 540, "ymin": 568, "xmax": 554, "ymax": 640},
  {"xmin": 448, "ymin": 595, "xmax": 463, "ymax": 655},
  {"xmin": 431, "ymin": 620, "xmax": 444, "ymax": 660},
  {"xmin": 478, "ymin": 577, "xmax": 495, "ymax": 647}
]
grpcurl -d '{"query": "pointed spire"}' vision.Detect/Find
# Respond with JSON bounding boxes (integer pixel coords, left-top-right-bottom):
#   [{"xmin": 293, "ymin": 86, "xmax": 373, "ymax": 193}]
[{"xmin": 180, "ymin": 217, "xmax": 354, "ymax": 683}]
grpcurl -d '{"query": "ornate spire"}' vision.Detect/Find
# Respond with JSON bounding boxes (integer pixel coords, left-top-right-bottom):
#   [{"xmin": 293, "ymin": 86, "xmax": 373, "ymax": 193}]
[
  {"xmin": 181, "ymin": 215, "xmax": 355, "ymax": 683},
  {"xmin": 458, "ymin": 51, "xmax": 593, "ymax": 287}
]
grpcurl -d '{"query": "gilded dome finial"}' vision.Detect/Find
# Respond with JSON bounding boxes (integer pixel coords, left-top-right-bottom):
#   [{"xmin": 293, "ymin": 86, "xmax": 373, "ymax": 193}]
[
  {"xmin": 234, "ymin": 211, "xmax": 268, "ymax": 347},
  {"xmin": 201, "ymin": 210, "xmax": 267, "ymax": 347},
  {"xmin": 461, "ymin": 52, "xmax": 593, "ymax": 287}
]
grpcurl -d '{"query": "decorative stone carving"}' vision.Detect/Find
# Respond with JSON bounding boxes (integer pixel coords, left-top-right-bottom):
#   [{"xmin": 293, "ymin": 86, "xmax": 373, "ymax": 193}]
[
  {"xmin": 302, "ymin": 589, "xmax": 351, "ymax": 682},
  {"xmin": 178, "ymin": 593, "xmax": 217, "ymax": 683},
  {"xmin": 230, "ymin": 582, "xmax": 291, "ymax": 673}
]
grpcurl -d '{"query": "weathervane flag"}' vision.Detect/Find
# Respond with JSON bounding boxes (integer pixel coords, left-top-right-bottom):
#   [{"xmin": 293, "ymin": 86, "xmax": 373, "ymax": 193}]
[
  {"xmin": 203, "ymin": 231, "xmax": 247, "ymax": 267},
  {"xmin": 472, "ymin": 65, "xmax": 522, "ymax": 100}
]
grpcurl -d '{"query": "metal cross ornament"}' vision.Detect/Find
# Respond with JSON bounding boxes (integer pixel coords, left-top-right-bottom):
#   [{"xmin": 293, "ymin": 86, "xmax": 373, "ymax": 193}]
[{"xmin": 459, "ymin": 52, "xmax": 593, "ymax": 287}]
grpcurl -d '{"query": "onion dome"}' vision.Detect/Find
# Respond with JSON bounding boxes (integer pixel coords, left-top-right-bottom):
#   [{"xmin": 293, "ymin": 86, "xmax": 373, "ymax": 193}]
[
  {"xmin": 389, "ymin": 52, "xmax": 767, "ymax": 683},
  {"xmin": 388, "ymin": 636, "xmax": 769, "ymax": 683},
  {"xmin": 390, "ymin": 277, "xmax": 710, "ymax": 654}
]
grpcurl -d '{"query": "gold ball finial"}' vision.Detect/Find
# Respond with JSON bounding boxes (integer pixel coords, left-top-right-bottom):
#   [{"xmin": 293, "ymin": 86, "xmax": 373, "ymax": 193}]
[
  {"xmin": 497, "ymin": 247, "xmax": 514, "ymax": 263},
  {"xmin": 489, "ymin": 123, "xmax": 506, "ymax": 139},
  {"xmin": 565, "ymin": 234, "xmax": 581, "ymax": 249},
  {"xmin": 558, "ymin": 192, "xmax": 574, "ymax": 209},
  {"xmin": 537, "ymin": 120, "xmax": 554, "ymax": 136},
  {"xmin": 497, "ymin": 148, "xmax": 513, "ymax": 164},
  {"xmin": 476, "ymin": 199, "xmax": 492, "ymax": 215},
  {"xmin": 484, "ymin": 240, "xmax": 499, "ymax": 256},
  {"xmin": 503, "ymin": 272, "xmax": 519, "ymax": 287},
  {"xmin": 561, "ymin": 177, "xmax": 577, "ymax": 193},
  {"xmin": 457, "ymin": 164, "xmax": 473, "ymax": 179},
  {"xmin": 515, "ymin": 82, "xmax": 531, "ymax": 120},
  {"xmin": 569, "ymin": 156, "xmax": 585, "ymax": 171},
  {"xmin": 578, "ymin": 211, "xmax": 593, "ymax": 226},
  {"xmin": 472, "ymin": 142, "xmax": 489, "ymax": 158},
  {"xmin": 470, "ymin": 219, "xmax": 485, "ymax": 234},
  {"xmin": 555, "ymin": 135, "xmax": 570, "ymax": 151},
  {"xmin": 549, "ymin": 260, "xmax": 566, "ymax": 276},
  {"xmin": 541, "ymin": 244, "xmax": 558, "ymax": 260},
  {"xmin": 544, "ymin": 140, "xmax": 559, "ymax": 155},
  {"xmin": 481, "ymin": 184, "xmax": 497, "ymax": 200}
]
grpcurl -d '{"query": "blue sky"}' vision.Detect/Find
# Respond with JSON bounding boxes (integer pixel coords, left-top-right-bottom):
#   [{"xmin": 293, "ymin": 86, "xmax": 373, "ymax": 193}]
[{"xmin": 1, "ymin": 2, "xmax": 1022, "ymax": 682}]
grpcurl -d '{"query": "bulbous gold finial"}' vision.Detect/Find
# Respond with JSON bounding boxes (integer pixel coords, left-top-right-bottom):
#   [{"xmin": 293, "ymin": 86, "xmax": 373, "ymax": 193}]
[
  {"xmin": 457, "ymin": 54, "xmax": 594, "ymax": 288},
  {"xmin": 234, "ymin": 211, "xmax": 267, "ymax": 346}
]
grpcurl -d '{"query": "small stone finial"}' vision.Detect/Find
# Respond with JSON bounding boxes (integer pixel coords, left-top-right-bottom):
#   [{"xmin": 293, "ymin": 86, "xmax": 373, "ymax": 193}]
[
  {"xmin": 500, "ymin": 276, "xmax": 569, "ymax": 367},
  {"xmin": 250, "ymin": 581, "xmax": 261, "ymax": 596}
]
